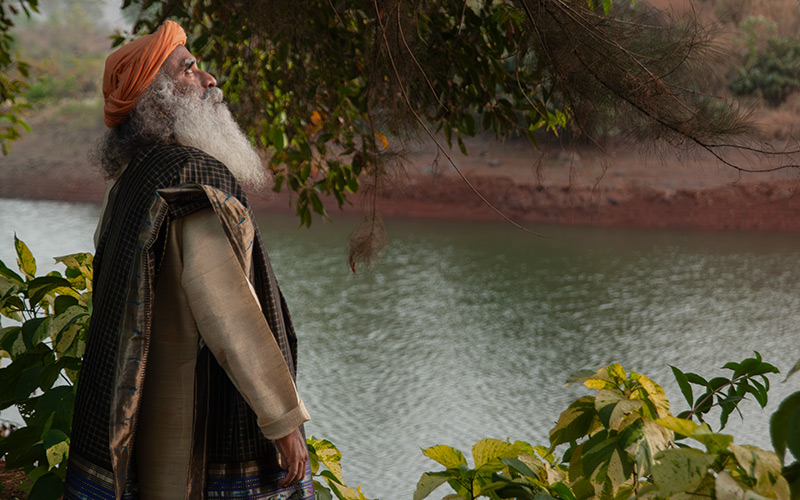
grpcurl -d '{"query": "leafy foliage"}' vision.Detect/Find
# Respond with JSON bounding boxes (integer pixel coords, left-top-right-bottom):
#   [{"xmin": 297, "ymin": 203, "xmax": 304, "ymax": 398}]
[
  {"xmin": 307, "ymin": 436, "xmax": 376, "ymax": 500},
  {"xmin": 114, "ymin": 0, "xmax": 752, "ymax": 261},
  {"xmin": 728, "ymin": 15, "xmax": 800, "ymax": 106},
  {"xmin": 0, "ymin": 0, "xmax": 38, "ymax": 155},
  {"xmin": 0, "ymin": 237, "xmax": 92, "ymax": 498},
  {"xmin": 670, "ymin": 351, "xmax": 779, "ymax": 430},
  {"xmin": 417, "ymin": 362, "xmax": 794, "ymax": 500}
]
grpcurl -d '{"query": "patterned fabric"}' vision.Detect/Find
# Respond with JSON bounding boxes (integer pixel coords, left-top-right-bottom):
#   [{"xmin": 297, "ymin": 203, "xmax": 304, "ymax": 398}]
[{"xmin": 65, "ymin": 144, "xmax": 310, "ymax": 500}]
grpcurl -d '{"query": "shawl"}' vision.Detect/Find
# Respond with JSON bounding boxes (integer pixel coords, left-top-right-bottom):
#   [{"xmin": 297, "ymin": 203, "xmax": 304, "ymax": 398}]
[{"xmin": 65, "ymin": 144, "xmax": 312, "ymax": 500}]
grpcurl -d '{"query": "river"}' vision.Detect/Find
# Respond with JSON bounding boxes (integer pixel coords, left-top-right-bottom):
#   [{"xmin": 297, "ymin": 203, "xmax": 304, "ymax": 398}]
[{"xmin": 1, "ymin": 198, "xmax": 798, "ymax": 499}]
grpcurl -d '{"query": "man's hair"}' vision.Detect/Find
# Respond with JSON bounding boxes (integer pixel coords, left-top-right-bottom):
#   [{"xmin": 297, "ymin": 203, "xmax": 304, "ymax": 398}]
[{"xmin": 92, "ymin": 72, "xmax": 178, "ymax": 179}]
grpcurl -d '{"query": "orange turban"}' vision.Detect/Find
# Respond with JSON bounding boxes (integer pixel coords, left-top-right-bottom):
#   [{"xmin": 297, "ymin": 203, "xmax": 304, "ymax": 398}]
[{"xmin": 102, "ymin": 21, "xmax": 187, "ymax": 128}]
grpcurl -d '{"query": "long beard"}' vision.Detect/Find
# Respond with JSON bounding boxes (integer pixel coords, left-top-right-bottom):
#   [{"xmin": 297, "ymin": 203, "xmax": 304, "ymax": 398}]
[{"xmin": 170, "ymin": 86, "xmax": 269, "ymax": 190}]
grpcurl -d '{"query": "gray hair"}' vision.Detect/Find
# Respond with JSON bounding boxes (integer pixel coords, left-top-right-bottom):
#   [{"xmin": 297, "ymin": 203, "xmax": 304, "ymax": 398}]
[{"xmin": 92, "ymin": 72, "xmax": 180, "ymax": 179}]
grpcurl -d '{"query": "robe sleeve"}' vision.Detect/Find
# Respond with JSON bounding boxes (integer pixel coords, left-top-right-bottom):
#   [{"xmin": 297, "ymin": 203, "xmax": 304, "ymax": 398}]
[{"xmin": 179, "ymin": 208, "xmax": 310, "ymax": 440}]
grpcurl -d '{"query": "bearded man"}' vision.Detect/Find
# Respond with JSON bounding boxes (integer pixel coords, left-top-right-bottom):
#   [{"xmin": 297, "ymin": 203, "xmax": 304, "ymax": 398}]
[{"xmin": 65, "ymin": 21, "xmax": 313, "ymax": 500}]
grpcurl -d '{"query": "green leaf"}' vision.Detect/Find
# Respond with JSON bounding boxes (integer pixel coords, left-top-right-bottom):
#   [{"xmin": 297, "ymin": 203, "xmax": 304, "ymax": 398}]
[
  {"xmin": 307, "ymin": 438, "xmax": 343, "ymax": 483},
  {"xmin": 685, "ymin": 372, "xmax": 708, "ymax": 386},
  {"xmin": 747, "ymin": 378, "xmax": 769, "ymax": 408},
  {"xmin": 463, "ymin": 113, "xmax": 476, "ymax": 136},
  {"xmin": 39, "ymin": 357, "xmax": 79, "ymax": 391},
  {"xmin": 549, "ymin": 396, "xmax": 597, "ymax": 449},
  {"xmin": 671, "ymin": 366, "xmax": 694, "ymax": 408},
  {"xmin": 53, "ymin": 295, "xmax": 78, "ymax": 315},
  {"xmin": 0, "ymin": 259, "xmax": 24, "ymax": 283},
  {"xmin": 549, "ymin": 482, "xmax": 577, "ymax": 500},
  {"xmin": 579, "ymin": 431, "xmax": 616, "ymax": 477},
  {"xmin": 422, "ymin": 444, "xmax": 467, "ymax": 469},
  {"xmin": 14, "ymin": 234, "xmax": 36, "ymax": 280},
  {"xmin": 1, "ymin": 326, "xmax": 24, "ymax": 358},
  {"xmin": 729, "ymin": 443, "xmax": 785, "ymax": 492},
  {"xmin": 472, "ymin": 438, "xmax": 518, "ymax": 468},
  {"xmin": 35, "ymin": 385, "xmax": 75, "ymax": 433},
  {"xmin": 456, "ymin": 134, "xmax": 467, "ymax": 155},
  {"xmin": 28, "ymin": 471, "xmax": 64, "ymax": 500},
  {"xmin": 43, "ymin": 429, "xmax": 69, "ymax": 469},
  {"xmin": 501, "ymin": 457, "xmax": 539, "ymax": 478},
  {"xmin": 27, "ymin": 276, "xmax": 71, "ymax": 305},
  {"xmin": 16, "ymin": 365, "xmax": 44, "ymax": 400},
  {"xmin": 690, "ymin": 426, "xmax": 734, "ymax": 454},
  {"xmin": 414, "ymin": 472, "xmax": 450, "ymax": 500},
  {"xmin": 617, "ymin": 418, "xmax": 645, "ymax": 449},
  {"xmin": 271, "ymin": 127, "xmax": 287, "ymax": 152},
  {"xmin": 22, "ymin": 317, "xmax": 48, "ymax": 349},
  {"xmin": 651, "ymin": 448, "xmax": 716, "ymax": 497},
  {"xmin": 770, "ymin": 391, "xmax": 800, "ymax": 463}
]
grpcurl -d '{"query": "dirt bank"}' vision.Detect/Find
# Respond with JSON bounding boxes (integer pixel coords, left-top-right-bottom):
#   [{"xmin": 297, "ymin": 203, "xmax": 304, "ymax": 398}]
[{"xmin": 3, "ymin": 116, "xmax": 800, "ymax": 232}]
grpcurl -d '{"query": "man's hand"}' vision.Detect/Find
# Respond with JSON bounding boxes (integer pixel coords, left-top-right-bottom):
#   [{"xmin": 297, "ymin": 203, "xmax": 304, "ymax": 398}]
[{"xmin": 276, "ymin": 428, "xmax": 309, "ymax": 487}]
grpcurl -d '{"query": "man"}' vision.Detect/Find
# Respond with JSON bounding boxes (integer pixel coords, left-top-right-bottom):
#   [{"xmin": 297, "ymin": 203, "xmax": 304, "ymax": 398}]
[{"xmin": 65, "ymin": 21, "xmax": 313, "ymax": 500}]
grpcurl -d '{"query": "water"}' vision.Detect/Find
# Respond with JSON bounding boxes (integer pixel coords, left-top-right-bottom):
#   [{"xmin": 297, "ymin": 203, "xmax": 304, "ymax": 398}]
[{"xmin": 1, "ymin": 198, "xmax": 799, "ymax": 499}]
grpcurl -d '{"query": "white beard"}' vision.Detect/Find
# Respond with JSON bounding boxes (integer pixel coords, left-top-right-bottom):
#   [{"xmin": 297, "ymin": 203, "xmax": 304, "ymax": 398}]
[{"xmin": 170, "ymin": 86, "xmax": 269, "ymax": 190}]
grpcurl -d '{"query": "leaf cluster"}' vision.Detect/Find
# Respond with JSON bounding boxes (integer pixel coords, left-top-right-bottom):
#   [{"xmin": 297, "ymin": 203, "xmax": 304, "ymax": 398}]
[
  {"xmin": 726, "ymin": 15, "xmax": 800, "ymax": 107},
  {"xmin": 418, "ymin": 361, "xmax": 796, "ymax": 500},
  {"xmin": 307, "ymin": 435, "xmax": 376, "ymax": 500},
  {"xmin": 0, "ymin": 236, "xmax": 92, "ymax": 499},
  {"xmin": 415, "ymin": 439, "xmax": 568, "ymax": 500},
  {"xmin": 0, "ymin": 0, "xmax": 38, "ymax": 155},
  {"xmin": 670, "ymin": 351, "xmax": 779, "ymax": 431}
]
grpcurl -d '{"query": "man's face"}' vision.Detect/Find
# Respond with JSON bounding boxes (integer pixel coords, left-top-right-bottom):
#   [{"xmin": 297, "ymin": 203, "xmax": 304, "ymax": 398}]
[{"xmin": 161, "ymin": 45, "xmax": 217, "ymax": 94}]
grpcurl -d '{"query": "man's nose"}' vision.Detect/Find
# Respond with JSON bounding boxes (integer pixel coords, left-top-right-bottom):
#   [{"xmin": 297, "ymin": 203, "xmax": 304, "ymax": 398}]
[{"xmin": 201, "ymin": 70, "xmax": 217, "ymax": 88}]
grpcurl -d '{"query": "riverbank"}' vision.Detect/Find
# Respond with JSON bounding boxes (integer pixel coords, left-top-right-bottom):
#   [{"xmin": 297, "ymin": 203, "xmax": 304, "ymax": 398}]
[{"xmin": 2, "ymin": 115, "xmax": 800, "ymax": 232}]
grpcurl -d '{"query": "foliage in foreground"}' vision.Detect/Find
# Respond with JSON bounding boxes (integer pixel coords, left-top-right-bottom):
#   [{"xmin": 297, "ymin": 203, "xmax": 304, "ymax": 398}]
[
  {"xmin": 0, "ymin": 0, "xmax": 37, "ymax": 155},
  {"xmin": 417, "ymin": 362, "xmax": 800, "ymax": 500},
  {"xmin": 1, "ymin": 239, "xmax": 799, "ymax": 500}
]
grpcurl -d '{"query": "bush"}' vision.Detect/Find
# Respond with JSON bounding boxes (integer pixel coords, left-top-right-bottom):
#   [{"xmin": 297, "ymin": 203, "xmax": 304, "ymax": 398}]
[
  {"xmin": 728, "ymin": 16, "xmax": 800, "ymax": 106},
  {"xmin": 417, "ymin": 362, "xmax": 800, "ymax": 500}
]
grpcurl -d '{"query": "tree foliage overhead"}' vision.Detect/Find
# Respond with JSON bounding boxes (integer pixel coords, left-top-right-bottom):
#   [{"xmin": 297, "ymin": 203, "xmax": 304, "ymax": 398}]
[
  {"xmin": 118, "ymin": 0, "xmax": 757, "ymax": 262},
  {"xmin": 0, "ymin": 0, "xmax": 38, "ymax": 155}
]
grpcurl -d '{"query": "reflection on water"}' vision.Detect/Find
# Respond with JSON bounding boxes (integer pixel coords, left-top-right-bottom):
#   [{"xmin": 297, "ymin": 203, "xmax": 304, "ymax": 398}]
[{"xmin": 1, "ymin": 198, "xmax": 799, "ymax": 500}]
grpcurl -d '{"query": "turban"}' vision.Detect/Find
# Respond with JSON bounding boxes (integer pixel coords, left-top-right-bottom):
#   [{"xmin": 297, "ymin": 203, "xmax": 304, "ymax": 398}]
[{"xmin": 102, "ymin": 21, "xmax": 187, "ymax": 128}]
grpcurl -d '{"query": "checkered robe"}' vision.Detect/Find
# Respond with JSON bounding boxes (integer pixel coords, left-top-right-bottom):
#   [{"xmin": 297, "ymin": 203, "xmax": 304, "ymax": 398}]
[{"xmin": 64, "ymin": 144, "xmax": 313, "ymax": 500}]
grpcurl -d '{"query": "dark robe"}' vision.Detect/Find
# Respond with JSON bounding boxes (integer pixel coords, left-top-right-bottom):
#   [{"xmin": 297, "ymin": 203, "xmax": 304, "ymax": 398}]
[{"xmin": 64, "ymin": 144, "xmax": 312, "ymax": 500}]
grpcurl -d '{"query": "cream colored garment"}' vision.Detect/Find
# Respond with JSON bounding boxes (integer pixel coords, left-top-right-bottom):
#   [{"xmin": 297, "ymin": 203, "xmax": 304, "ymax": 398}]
[{"xmin": 136, "ymin": 208, "xmax": 309, "ymax": 500}]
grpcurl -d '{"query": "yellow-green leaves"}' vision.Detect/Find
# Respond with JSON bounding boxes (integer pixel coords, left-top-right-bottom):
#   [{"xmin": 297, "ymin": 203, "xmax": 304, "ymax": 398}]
[
  {"xmin": 43, "ymin": 429, "xmax": 69, "ymax": 469},
  {"xmin": 417, "ymin": 440, "xmax": 555, "ymax": 500},
  {"xmin": 0, "ymin": 239, "xmax": 91, "ymax": 500},
  {"xmin": 549, "ymin": 396, "xmax": 598, "ymax": 450},
  {"xmin": 650, "ymin": 448, "xmax": 717, "ymax": 497},
  {"xmin": 414, "ymin": 473, "xmax": 450, "ymax": 500},
  {"xmin": 423, "ymin": 444, "xmax": 468, "ymax": 469},
  {"xmin": 567, "ymin": 363, "xmax": 628, "ymax": 390},
  {"xmin": 306, "ymin": 436, "xmax": 376, "ymax": 500},
  {"xmin": 473, "ymin": 439, "xmax": 518, "ymax": 469},
  {"xmin": 729, "ymin": 444, "xmax": 790, "ymax": 499},
  {"xmin": 14, "ymin": 233, "xmax": 36, "ymax": 280}
]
